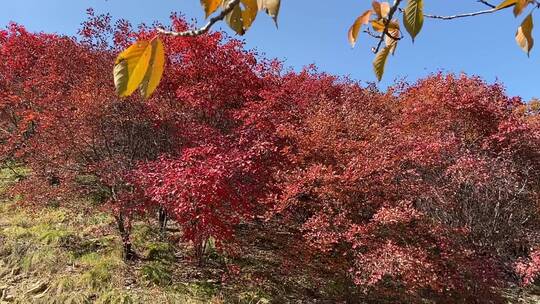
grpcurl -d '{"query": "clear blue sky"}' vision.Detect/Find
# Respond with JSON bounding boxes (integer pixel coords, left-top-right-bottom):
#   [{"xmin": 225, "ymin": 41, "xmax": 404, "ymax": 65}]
[{"xmin": 1, "ymin": 1, "xmax": 538, "ymax": 100}]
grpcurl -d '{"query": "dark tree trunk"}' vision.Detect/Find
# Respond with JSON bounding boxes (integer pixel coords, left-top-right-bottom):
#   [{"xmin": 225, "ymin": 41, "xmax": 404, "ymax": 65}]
[
  {"xmin": 158, "ymin": 206, "xmax": 169, "ymax": 239},
  {"xmin": 115, "ymin": 213, "xmax": 135, "ymax": 261}
]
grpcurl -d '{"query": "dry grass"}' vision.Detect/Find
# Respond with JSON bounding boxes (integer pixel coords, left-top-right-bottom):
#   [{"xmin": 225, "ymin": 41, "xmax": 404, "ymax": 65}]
[{"xmin": 0, "ymin": 167, "xmax": 539, "ymax": 303}]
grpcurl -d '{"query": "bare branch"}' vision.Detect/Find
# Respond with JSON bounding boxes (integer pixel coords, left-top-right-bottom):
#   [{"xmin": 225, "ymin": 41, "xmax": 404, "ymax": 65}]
[
  {"xmin": 364, "ymin": 29, "xmax": 382, "ymax": 39},
  {"xmin": 477, "ymin": 0, "xmax": 496, "ymax": 8},
  {"xmin": 157, "ymin": 0, "xmax": 241, "ymax": 37},
  {"xmin": 423, "ymin": 8, "xmax": 498, "ymax": 20}
]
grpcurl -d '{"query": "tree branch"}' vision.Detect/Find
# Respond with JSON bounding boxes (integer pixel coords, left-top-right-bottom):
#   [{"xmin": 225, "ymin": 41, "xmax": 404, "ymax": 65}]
[
  {"xmin": 374, "ymin": 0, "xmax": 403, "ymax": 54},
  {"xmin": 423, "ymin": 8, "xmax": 498, "ymax": 20},
  {"xmin": 157, "ymin": 0, "xmax": 241, "ymax": 37},
  {"xmin": 477, "ymin": 0, "xmax": 496, "ymax": 8},
  {"xmin": 364, "ymin": 29, "xmax": 382, "ymax": 39}
]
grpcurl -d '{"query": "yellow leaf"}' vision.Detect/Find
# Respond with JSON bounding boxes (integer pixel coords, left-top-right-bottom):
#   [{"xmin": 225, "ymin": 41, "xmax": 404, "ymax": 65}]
[
  {"xmin": 372, "ymin": 1, "xmax": 390, "ymax": 19},
  {"xmin": 139, "ymin": 38, "xmax": 166, "ymax": 99},
  {"xmin": 403, "ymin": 0, "xmax": 424, "ymax": 42},
  {"xmin": 258, "ymin": 0, "xmax": 281, "ymax": 27},
  {"xmin": 114, "ymin": 40, "xmax": 153, "ymax": 98},
  {"xmin": 513, "ymin": 0, "xmax": 529, "ymax": 17},
  {"xmin": 348, "ymin": 10, "xmax": 373, "ymax": 47},
  {"xmin": 371, "ymin": 19, "xmax": 399, "ymax": 32},
  {"xmin": 373, "ymin": 46, "xmax": 392, "ymax": 81},
  {"xmin": 201, "ymin": 0, "xmax": 223, "ymax": 18},
  {"xmin": 516, "ymin": 13, "xmax": 534, "ymax": 56},
  {"xmin": 495, "ymin": 0, "xmax": 518, "ymax": 10},
  {"xmin": 241, "ymin": 0, "xmax": 259, "ymax": 30},
  {"xmin": 385, "ymin": 28, "xmax": 400, "ymax": 54},
  {"xmin": 225, "ymin": 2, "xmax": 245, "ymax": 35}
]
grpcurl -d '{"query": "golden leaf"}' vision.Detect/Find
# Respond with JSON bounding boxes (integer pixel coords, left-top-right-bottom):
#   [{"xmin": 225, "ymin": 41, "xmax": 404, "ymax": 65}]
[
  {"xmin": 225, "ymin": 2, "xmax": 245, "ymax": 35},
  {"xmin": 114, "ymin": 40, "xmax": 152, "ymax": 98},
  {"xmin": 258, "ymin": 0, "xmax": 281, "ymax": 27},
  {"xmin": 113, "ymin": 38, "xmax": 165, "ymax": 99},
  {"xmin": 348, "ymin": 10, "xmax": 373, "ymax": 47},
  {"xmin": 201, "ymin": 0, "xmax": 223, "ymax": 18},
  {"xmin": 241, "ymin": 0, "xmax": 259, "ymax": 30},
  {"xmin": 373, "ymin": 45, "xmax": 392, "ymax": 81},
  {"xmin": 516, "ymin": 13, "xmax": 534, "ymax": 56},
  {"xmin": 495, "ymin": 0, "xmax": 518, "ymax": 10},
  {"xmin": 372, "ymin": 1, "xmax": 390, "ymax": 19},
  {"xmin": 139, "ymin": 38, "xmax": 166, "ymax": 99}
]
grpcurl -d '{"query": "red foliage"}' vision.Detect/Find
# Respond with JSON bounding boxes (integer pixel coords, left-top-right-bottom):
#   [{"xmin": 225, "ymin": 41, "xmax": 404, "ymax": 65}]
[
  {"xmin": 516, "ymin": 248, "xmax": 540, "ymax": 286},
  {"xmin": 1, "ymin": 12, "xmax": 539, "ymax": 301},
  {"xmin": 268, "ymin": 72, "xmax": 540, "ymax": 300},
  {"xmin": 0, "ymin": 14, "xmax": 280, "ymax": 260}
]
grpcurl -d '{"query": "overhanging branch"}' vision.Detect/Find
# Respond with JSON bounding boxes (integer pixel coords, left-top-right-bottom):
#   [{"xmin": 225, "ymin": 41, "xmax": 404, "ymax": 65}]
[
  {"xmin": 423, "ymin": 8, "xmax": 498, "ymax": 20},
  {"xmin": 157, "ymin": 0, "xmax": 241, "ymax": 37}
]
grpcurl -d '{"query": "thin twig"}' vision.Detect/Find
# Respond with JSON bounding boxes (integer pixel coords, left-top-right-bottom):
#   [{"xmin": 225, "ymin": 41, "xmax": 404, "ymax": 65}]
[
  {"xmin": 365, "ymin": 27, "xmax": 403, "ymax": 41},
  {"xmin": 157, "ymin": 0, "xmax": 241, "ymax": 37},
  {"xmin": 423, "ymin": 8, "xmax": 498, "ymax": 20},
  {"xmin": 478, "ymin": 0, "xmax": 496, "ymax": 8},
  {"xmin": 364, "ymin": 29, "xmax": 382, "ymax": 39}
]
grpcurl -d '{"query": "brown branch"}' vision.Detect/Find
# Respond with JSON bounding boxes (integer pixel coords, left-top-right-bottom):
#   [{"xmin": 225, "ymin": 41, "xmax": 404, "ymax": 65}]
[
  {"xmin": 365, "ymin": 28, "xmax": 402, "ymax": 41},
  {"xmin": 364, "ymin": 29, "xmax": 382, "ymax": 39},
  {"xmin": 374, "ymin": 0, "xmax": 403, "ymax": 54},
  {"xmin": 157, "ymin": 0, "xmax": 241, "ymax": 37}
]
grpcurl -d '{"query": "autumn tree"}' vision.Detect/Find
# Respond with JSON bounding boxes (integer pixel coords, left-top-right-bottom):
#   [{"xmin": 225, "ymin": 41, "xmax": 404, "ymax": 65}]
[
  {"xmin": 262, "ymin": 71, "xmax": 540, "ymax": 301},
  {"xmin": 0, "ymin": 12, "xmax": 282, "ymax": 262},
  {"xmin": 130, "ymin": 15, "xmax": 281, "ymax": 263},
  {"xmin": 0, "ymin": 18, "xmax": 180, "ymax": 259}
]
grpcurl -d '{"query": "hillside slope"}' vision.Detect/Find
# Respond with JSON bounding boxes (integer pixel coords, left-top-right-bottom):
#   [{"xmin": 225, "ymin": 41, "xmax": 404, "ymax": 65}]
[{"xmin": 1, "ymin": 167, "xmax": 539, "ymax": 304}]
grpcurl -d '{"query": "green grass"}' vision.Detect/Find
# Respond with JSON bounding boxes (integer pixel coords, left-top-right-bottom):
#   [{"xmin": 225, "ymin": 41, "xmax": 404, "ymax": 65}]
[{"xmin": 0, "ymin": 167, "xmax": 268, "ymax": 303}]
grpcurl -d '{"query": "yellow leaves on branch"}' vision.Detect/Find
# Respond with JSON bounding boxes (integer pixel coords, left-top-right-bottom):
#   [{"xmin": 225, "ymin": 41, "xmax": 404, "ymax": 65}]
[
  {"xmin": 371, "ymin": 19, "xmax": 400, "ymax": 33},
  {"xmin": 225, "ymin": 0, "xmax": 264, "ymax": 35},
  {"xmin": 112, "ymin": 0, "xmax": 539, "ymax": 97},
  {"xmin": 113, "ymin": 38, "xmax": 165, "ymax": 99},
  {"xmin": 348, "ymin": 1, "xmax": 404, "ymax": 81},
  {"xmin": 113, "ymin": 0, "xmax": 282, "ymax": 98},
  {"xmin": 200, "ymin": 0, "xmax": 281, "ymax": 35}
]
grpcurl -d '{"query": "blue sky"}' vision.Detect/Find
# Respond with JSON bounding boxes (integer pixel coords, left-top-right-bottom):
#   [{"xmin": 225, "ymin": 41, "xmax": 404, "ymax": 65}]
[{"xmin": 1, "ymin": 1, "xmax": 538, "ymax": 100}]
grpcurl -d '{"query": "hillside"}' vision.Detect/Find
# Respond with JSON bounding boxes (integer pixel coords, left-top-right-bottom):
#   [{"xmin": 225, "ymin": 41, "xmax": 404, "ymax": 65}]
[
  {"xmin": 0, "ymin": 167, "xmax": 353, "ymax": 303},
  {"xmin": 1, "ymin": 169, "xmax": 540, "ymax": 303}
]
